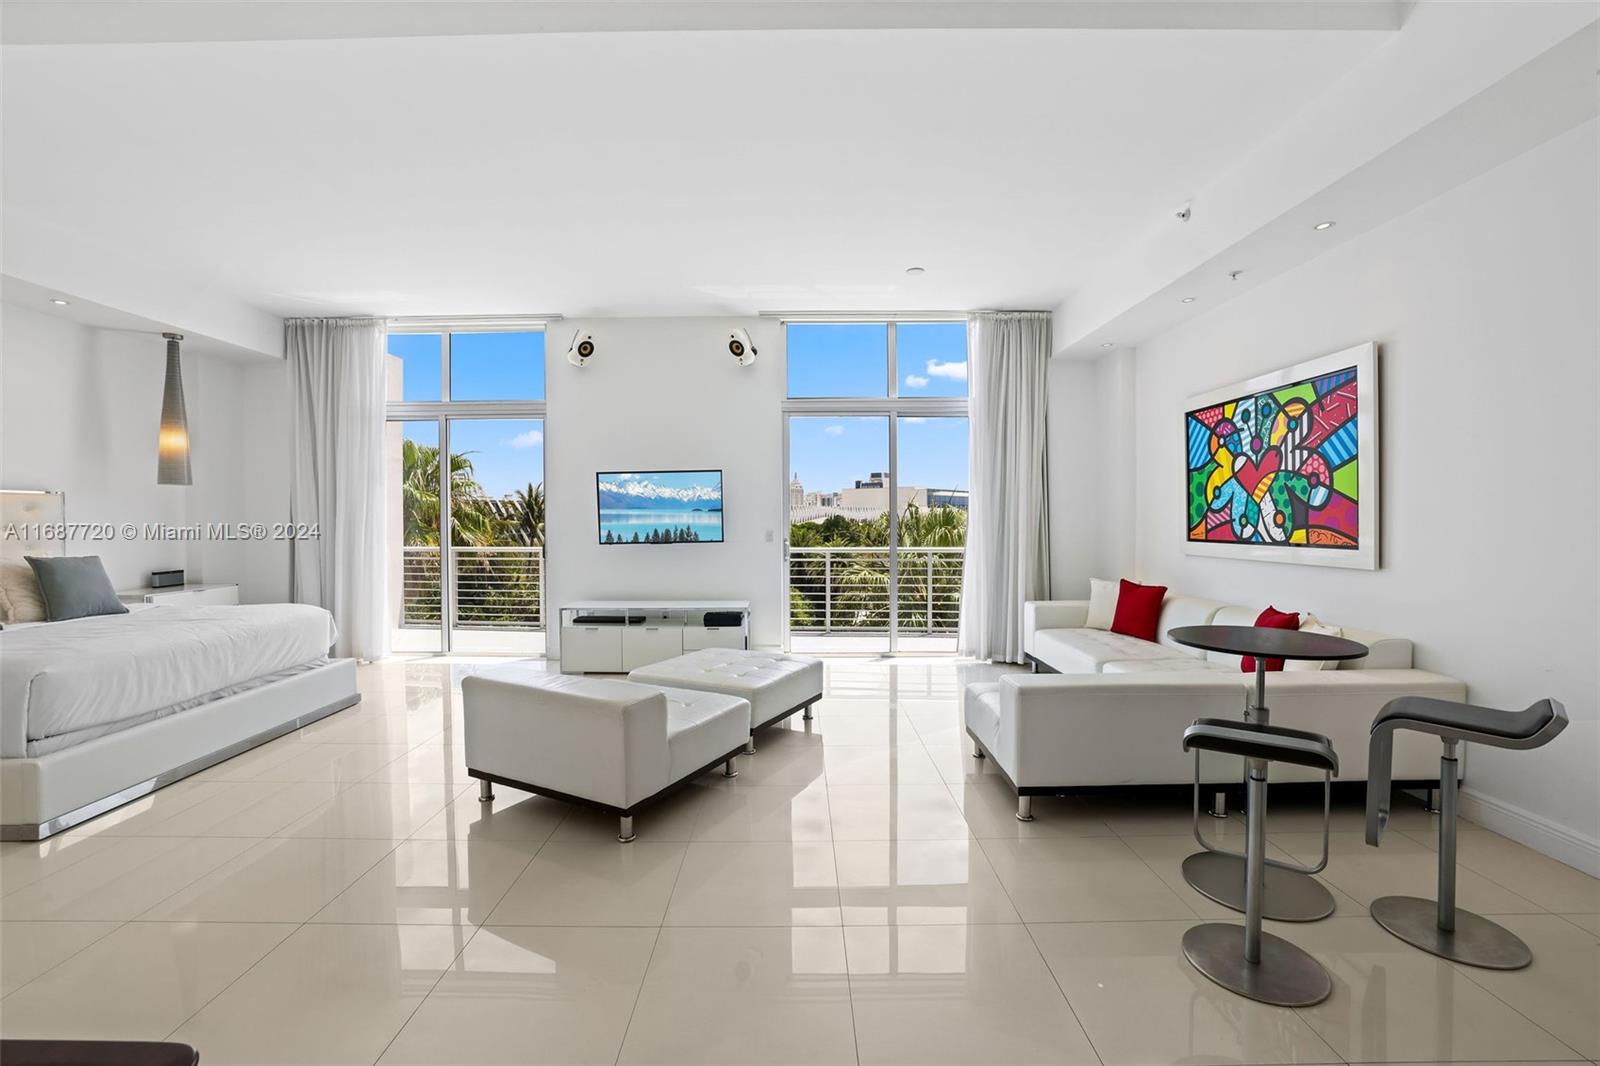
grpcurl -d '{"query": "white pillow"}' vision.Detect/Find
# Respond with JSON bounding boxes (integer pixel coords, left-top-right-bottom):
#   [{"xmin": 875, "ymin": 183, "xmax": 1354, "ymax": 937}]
[
  {"xmin": 1085, "ymin": 578, "xmax": 1119, "ymax": 630},
  {"xmin": 1285, "ymin": 614, "xmax": 1342, "ymax": 671},
  {"xmin": 0, "ymin": 561, "xmax": 47, "ymax": 624}
]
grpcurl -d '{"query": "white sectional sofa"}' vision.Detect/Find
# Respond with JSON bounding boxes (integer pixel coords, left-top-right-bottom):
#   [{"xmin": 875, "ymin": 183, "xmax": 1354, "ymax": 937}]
[{"xmin": 964, "ymin": 594, "xmax": 1466, "ymax": 813}]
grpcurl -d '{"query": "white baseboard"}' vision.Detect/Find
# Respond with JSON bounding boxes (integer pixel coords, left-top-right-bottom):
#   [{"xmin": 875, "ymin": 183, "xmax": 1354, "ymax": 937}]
[{"xmin": 1459, "ymin": 788, "xmax": 1600, "ymax": 878}]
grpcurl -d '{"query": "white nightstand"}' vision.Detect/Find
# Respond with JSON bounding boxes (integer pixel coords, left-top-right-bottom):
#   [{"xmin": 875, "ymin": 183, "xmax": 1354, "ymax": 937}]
[{"xmin": 117, "ymin": 582, "xmax": 240, "ymax": 607}]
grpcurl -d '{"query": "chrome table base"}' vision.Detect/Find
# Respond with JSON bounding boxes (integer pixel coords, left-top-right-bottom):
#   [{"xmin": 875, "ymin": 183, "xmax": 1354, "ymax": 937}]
[
  {"xmin": 1182, "ymin": 923, "xmax": 1332, "ymax": 1007},
  {"xmin": 1370, "ymin": 895, "xmax": 1533, "ymax": 970},
  {"xmin": 1182, "ymin": 850, "xmax": 1336, "ymax": 922}
]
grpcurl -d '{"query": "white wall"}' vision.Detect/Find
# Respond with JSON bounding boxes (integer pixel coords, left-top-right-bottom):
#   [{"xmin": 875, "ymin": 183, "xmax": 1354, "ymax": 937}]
[
  {"xmin": 187, "ymin": 354, "xmax": 293, "ymax": 604},
  {"xmin": 1126, "ymin": 121, "xmax": 1599, "ymax": 866},
  {"xmin": 1047, "ymin": 347, "xmax": 1134, "ymax": 598},
  {"xmin": 544, "ymin": 317, "xmax": 785, "ymax": 652},
  {"xmin": 1, "ymin": 304, "xmax": 292, "ymax": 599}
]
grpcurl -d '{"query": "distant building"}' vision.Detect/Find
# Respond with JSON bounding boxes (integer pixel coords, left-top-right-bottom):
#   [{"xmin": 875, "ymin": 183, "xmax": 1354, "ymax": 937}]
[
  {"xmin": 788, "ymin": 471, "xmax": 963, "ymax": 522},
  {"xmin": 926, "ymin": 488, "xmax": 969, "ymax": 510},
  {"xmin": 839, "ymin": 483, "xmax": 926, "ymax": 512}
]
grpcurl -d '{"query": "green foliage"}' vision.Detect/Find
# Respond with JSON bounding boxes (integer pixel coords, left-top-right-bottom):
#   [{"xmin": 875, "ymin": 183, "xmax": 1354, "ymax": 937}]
[
  {"xmin": 401, "ymin": 442, "xmax": 545, "ymax": 629},
  {"xmin": 788, "ymin": 504, "xmax": 966, "ymax": 634}
]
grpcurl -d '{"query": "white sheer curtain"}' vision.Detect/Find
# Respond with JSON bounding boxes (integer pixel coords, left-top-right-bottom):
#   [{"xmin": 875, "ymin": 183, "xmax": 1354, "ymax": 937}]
[
  {"xmin": 959, "ymin": 311, "xmax": 1052, "ymax": 662},
  {"xmin": 287, "ymin": 317, "xmax": 388, "ymax": 661}
]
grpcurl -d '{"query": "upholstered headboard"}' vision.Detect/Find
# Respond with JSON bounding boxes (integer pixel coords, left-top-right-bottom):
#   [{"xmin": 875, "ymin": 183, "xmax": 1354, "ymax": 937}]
[{"xmin": 1, "ymin": 490, "xmax": 66, "ymax": 564}]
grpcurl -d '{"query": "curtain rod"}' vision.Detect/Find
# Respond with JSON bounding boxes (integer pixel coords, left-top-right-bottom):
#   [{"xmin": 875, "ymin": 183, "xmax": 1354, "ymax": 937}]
[
  {"xmin": 758, "ymin": 310, "xmax": 973, "ymax": 322},
  {"xmin": 759, "ymin": 309, "xmax": 1051, "ymax": 322},
  {"xmin": 387, "ymin": 314, "xmax": 563, "ymax": 330}
]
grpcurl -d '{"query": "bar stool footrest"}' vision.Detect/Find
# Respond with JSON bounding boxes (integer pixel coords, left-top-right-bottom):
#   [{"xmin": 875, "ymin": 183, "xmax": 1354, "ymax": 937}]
[
  {"xmin": 1369, "ymin": 895, "xmax": 1532, "ymax": 970},
  {"xmin": 1183, "ymin": 923, "xmax": 1332, "ymax": 1007}
]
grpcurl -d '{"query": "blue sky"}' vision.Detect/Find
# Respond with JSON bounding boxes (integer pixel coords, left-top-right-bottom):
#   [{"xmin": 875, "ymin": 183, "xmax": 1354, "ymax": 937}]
[
  {"xmin": 388, "ymin": 331, "xmax": 546, "ymax": 402},
  {"xmin": 788, "ymin": 415, "xmax": 968, "ymax": 499},
  {"xmin": 786, "ymin": 323, "xmax": 970, "ymax": 497},
  {"xmin": 390, "ymin": 324, "xmax": 967, "ymax": 503},
  {"xmin": 785, "ymin": 322, "xmax": 968, "ymax": 398},
  {"xmin": 402, "ymin": 417, "xmax": 542, "ymax": 500},
  {"xmin": 598, "ymin": 470, "xmax": 722, "ymax": 496}
]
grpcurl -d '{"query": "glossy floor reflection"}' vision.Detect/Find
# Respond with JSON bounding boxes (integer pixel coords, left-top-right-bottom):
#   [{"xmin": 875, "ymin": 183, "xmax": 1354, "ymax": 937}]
[{"xmin": 1, "ymin": 657, "xmax": 1595, "ymax": 1065}]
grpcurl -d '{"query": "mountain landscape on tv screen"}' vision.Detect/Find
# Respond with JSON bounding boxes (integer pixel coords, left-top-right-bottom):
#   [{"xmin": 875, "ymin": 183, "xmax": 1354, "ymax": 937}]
[{"xmin": 597, "ymin": 474, "xmax": 722, "ymax": 512}]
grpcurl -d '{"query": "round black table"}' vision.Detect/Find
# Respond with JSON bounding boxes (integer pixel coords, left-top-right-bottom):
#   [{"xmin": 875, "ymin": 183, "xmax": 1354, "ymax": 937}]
[{"xmin": 1168, "ymin": 624, "xmax": 1369, "ymax": 921}]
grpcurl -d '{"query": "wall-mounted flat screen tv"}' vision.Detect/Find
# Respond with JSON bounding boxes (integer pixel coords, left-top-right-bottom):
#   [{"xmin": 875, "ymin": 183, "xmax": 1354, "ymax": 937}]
[{"xmin": 597, "ymin": 470, "xmax": 724, "ymax": 545}]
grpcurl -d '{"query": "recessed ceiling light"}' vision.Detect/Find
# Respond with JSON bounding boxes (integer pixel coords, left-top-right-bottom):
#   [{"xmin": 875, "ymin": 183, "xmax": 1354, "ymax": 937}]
[
  {"xmin": 50, "ymin": 298, "xmax": 70, "ymax": 306},
  {"xmin": 905, "ymin": 266, "xmax": 926, "ymax": 276},
  {"xmin": 1100, "ymin": 342, "xmax": 1115, "ymax": 349},
  {"xmin": 1313, "ymin": 221, "xmax": 1336, "ymax": 231},
  {"xmin": 1181, "ymin": 297, "xmax": 1196, "ymax": 304}
]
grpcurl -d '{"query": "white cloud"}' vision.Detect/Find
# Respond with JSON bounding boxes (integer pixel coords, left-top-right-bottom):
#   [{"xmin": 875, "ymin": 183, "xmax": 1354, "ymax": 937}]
[
  {"xmin": 506, "ymin": 429, "xmax": 544, "ymax": 448},
  {"xmin": 901, "ymin": 416, "xmax": 928, "ymax": 424},
  {"xmin": 904, "ymin": 374, "xmax": 930, "ymax": 388},
  {"xmin": 823, "ymin": 424, "xmax": 846, "ymax": 437},
  {"xmin": 926, "ymin": 359, "xmax": 968, "ymax": 381}
]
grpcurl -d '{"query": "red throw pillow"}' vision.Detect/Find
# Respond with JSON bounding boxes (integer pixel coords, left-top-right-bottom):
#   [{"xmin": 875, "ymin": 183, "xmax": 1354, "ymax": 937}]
[
  {"xmin": 1241, "ymin": 606, "xmax": 1300, "ymax": 673},
  {"xmin": 1110, "ymin": 579, "xmax": 1167, "ymax": 643}
]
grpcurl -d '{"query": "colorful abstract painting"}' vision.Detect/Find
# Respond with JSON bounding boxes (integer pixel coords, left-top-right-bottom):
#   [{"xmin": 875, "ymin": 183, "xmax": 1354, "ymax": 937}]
[{"xmin": 1185, "ymin": 345, "xmax": 1377, "ymax": 568}]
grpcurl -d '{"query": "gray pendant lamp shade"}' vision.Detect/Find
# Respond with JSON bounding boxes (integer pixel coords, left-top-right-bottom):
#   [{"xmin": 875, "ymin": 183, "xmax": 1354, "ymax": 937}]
[{"xmin": 157, "ymin": 332, "xmax": 192, "ymax": 485}]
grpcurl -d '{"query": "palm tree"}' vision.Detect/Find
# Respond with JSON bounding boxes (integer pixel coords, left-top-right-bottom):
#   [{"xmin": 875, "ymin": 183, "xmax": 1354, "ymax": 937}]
[
  {"xmin": 787, "ymin": 502, "xmax": 967, "ymax": 633},
  {"xmin": 500, "ymin": 482, "xmax": 545, "ymax": 548},
  {"xmin": 898, "ymin": 502, "xmax": 966, "ymax": 547},
  {"xmin": 401, "ymin": 439, "xmax": 496, "ymax": 547}
]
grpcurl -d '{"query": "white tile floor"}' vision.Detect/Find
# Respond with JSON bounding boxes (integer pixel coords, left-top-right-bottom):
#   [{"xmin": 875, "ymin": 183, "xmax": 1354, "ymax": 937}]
[{"xmin": 1, "ymin": 657, "xmax": 1596, "ymax": 1065}]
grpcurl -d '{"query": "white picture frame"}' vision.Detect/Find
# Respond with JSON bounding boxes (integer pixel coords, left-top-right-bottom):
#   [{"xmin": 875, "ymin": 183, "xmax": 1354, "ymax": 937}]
[{"xmin": 1182, "ymin": 342, "xmax": 1379, "ymax": 570}]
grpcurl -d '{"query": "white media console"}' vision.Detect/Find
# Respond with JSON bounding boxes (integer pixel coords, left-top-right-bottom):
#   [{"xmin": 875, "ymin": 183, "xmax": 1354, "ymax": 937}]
[{"xmin": 558, "ymin": 599, "xmax": 751, "ymax": 674}]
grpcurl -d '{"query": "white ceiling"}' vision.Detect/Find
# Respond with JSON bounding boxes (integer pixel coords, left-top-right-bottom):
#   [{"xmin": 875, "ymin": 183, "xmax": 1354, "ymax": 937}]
[{"xmin": 3, "ymin": 25, "xmax": 1390, "ymax": 320}]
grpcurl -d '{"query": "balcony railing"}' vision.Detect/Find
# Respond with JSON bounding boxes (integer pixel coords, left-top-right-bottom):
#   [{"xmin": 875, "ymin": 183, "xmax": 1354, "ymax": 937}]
[
  {"xmin": 401, "ymin": 545, "xmax": 543, "ymax": 631},
  {"xmin": 788, "ymin": 546, "xmax": 964, "ymax": 634}
]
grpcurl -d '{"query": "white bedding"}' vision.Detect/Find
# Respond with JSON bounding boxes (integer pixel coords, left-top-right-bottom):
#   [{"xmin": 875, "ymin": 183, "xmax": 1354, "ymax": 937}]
[{"xmin": 1, "ymin": 603, "xmax": 339, "ymax": 757}]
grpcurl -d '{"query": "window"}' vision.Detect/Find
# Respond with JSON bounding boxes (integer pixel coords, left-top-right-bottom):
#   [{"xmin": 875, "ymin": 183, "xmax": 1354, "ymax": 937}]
[
  {"xmin": 897, "ymin": 322, "xmax": 969, "ymax": 398},
  {"xmin": 783, "ymin": 319, "xmax": 970, "ymax": 653},
  {"xmin": 384, "ymin": 324, "xmax": 548, "ymax": 655},
  {"xmin": 387, "ymin": 333, "xmax": 443, "ymax": 402},
  {"xmin": 450, "ymin": 330, "xmax": 546, "ymax": 401},
  {"xmin": 786, "ymin": 323, "xmax": 890, "ymax": 398},
  {"xmin": 784, "ymin": 321, "xmax": 968, "ymax": 399}
]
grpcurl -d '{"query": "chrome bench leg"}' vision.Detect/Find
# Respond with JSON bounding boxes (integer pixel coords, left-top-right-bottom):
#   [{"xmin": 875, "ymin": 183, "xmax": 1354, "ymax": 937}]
[
  {"xmin": 617, "ymin": 815, "xmax": 636, "ymax": 844},
  {"xmin": 1016, "ymin": 796, "xmax": 1034, "ymax": 822},
  {"xmin": 722, "ymin": 758, "xmax": 739, "ymax": 778},
  {"xmin": 478, "ymin": 778, "xmax": 494, "ymax": 803},
  {"xmin": 1370, "ymin": 740, "xmax": 1532, "ymax": 969}
]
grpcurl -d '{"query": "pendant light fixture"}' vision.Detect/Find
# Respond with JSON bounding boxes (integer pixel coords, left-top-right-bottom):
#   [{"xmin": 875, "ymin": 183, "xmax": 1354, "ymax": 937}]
[{"xmin": 157, "ymin": 332, "xmax": 192, "ymax": 485}]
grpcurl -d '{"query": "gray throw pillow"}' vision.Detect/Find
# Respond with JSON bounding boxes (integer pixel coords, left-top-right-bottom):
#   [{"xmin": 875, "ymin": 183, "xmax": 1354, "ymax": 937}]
[{"xmin": 24, "ymin": 556, "xmax": 130, "ymax": 621}]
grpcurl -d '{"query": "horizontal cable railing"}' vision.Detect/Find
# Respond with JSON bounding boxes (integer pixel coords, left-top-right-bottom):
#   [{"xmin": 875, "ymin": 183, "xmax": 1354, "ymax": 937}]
[
  {"xmin": 788, "ymin": 545, "xmax": 964, "ymax": 634},
  {"xmin": 402, "ymin": 545, "xmax": 543, "ymax": 631},
  {"xmin": 402, "ymin": 547, "xmax": 442, "ymax": 627}
]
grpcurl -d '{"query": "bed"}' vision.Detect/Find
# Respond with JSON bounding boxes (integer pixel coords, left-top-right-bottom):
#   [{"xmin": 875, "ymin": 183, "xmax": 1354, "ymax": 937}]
[{"xmin": 0, "ymin": 490, "xmax": 360, "ymax": 840}]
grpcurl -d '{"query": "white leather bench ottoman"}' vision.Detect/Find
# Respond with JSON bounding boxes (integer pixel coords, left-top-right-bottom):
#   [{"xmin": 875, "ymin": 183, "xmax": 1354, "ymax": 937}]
[
  {"xmin": 462, "ymin": 667, "xmax": 750, "ymax": 842},
  {"xmin": 628, "ymin": 649, "xmax": 824, "ymax": 753}
]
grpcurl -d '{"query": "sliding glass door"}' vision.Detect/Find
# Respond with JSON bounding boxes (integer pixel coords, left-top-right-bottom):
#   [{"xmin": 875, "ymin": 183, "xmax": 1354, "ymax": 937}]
[
  {"xmin": 895, "ymin": 414, "xmax": 969, "ymax": 652},
  {"xmin": 446, "ymin": 417, "xmax": 544, "ymax": 654}
]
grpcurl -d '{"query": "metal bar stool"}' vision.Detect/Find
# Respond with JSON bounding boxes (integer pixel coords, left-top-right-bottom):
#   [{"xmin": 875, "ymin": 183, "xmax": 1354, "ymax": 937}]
[
  {"xmin": 1180, "ymin": 718, "xmax": 1340, "ymax": 1007},
  {"xmin": 1366, "ymin": 695, "xmax": 1568, "ymax": 969}
]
